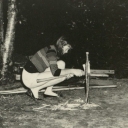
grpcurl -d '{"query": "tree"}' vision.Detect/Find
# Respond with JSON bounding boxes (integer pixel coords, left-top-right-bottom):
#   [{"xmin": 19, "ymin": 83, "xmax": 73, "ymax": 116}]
[
  {"xmin": 0, "ymin": 0, "xmax": 4, "ymax": 45},
  {"xmin": 0, "ymin": 0, "xmax": 4, "ymax": 64},
  {"xmin": 0, "ymin": 0, "xmax": 17, "ymax": 85}
]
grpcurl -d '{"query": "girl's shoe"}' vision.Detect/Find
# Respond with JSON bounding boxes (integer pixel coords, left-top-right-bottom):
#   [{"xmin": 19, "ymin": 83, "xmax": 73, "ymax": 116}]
[
  {"xmin": 44, "ymin": 86, "xmax": 59, "ymax": 97},
  {"xmin": 26, "ymin": 89, "xmax": 43, "ymax": 101},
  {"xmin": 44, "ymin": 90, "xmax": 59, "ymax": 97}
]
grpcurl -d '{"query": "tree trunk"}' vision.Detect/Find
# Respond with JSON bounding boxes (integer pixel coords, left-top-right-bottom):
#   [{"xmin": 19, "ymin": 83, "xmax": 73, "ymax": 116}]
[
  {"xmin": 0, "ymin": 0, "xmax": 4, "ymax": 45},
  {"xmin": 0, "ymin": 0, "xmax": 4, "ymax": 66},
  {"xmin": 0, "ymin": 0, "xmax": 17, "ymax": 84}
]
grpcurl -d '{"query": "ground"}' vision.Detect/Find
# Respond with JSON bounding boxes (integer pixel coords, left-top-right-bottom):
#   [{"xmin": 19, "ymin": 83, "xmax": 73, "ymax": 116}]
[{"xmin": 0, "ymin": 78, "xmax": 128, "ymax": 128}]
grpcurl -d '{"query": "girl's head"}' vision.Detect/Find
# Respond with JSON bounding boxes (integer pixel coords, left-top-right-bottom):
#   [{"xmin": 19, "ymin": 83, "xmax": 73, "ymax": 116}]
[{"xmin": 56, "ymin": 36, "xmax": 72, "ymax": 56}]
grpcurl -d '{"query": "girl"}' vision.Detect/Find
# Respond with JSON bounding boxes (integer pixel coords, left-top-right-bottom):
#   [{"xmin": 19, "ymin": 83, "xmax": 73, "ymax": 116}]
[{"xmin": 22, "ymin": 36, "xmax": 84, "ymax": 100}]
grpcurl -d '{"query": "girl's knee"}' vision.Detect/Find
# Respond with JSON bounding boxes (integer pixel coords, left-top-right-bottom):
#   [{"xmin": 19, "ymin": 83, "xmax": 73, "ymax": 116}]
[
  {"xmin": 57, "ymin": 60, "xmax": 65, "ymax": 69},
  {"xmin": 44, "ymin": 67, "xmax": 50, "ymax": 72},
  {"xmin": 62, "ymin": 76, "xmax": 67, "ymax": 81}
]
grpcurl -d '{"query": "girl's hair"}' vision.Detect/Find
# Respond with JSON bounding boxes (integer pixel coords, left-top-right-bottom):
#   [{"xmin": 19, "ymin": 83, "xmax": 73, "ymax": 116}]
[{"xmin": 56, "ymin": 36, "xmax": 72, "ymax": 56}]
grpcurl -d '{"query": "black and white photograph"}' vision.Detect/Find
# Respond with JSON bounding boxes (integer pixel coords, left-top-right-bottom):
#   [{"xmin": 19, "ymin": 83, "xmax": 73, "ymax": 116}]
[{"xmin": 0, "ymin": 0, "xmax": 128, "ymax": 127}]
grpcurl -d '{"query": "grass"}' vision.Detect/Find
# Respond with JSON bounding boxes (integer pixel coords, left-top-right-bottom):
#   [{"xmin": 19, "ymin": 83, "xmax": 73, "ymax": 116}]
[{"xmin": 0, "ymin": 78, "xmax": 128, "ymax": 128}]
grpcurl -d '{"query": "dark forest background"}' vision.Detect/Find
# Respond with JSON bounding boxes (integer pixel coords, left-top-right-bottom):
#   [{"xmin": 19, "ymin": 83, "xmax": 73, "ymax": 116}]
[{"xmin": 3, "ymin": 0, "xmax": 128, "ymax": 78}]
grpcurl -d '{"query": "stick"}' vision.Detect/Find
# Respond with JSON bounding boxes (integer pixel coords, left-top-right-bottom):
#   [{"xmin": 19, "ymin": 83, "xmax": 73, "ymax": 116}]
[
  {"xmin": 89, "ymin": 85, "xmax": 117, "ymax": 88},
  {"xmin": 84, "ymin": 52, "xmax": 90, "ymax": 103},
  {"xmin": 90, "ymin": 73, "xmax": 109, "ymax": 77},
  {"xmin": 0, "ymin": 85, "xmax": 117, "ymax": 94},
  {"xmin": 37, "ymin": 75, "xmax": 67, "ymax": 83}
]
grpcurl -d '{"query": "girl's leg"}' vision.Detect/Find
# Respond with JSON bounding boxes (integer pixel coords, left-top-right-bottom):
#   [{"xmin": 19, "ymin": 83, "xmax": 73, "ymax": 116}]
[
  {"xmin": 31, "ymin": 76, "xmax": 67, "ymax": 98},
  {"xmin": 29, "ymin": 60, "xmax": 66, "ymax": 88},
  {"xmin": 30, "ymin": 60, "xmax": 67, "ymax": 98}
]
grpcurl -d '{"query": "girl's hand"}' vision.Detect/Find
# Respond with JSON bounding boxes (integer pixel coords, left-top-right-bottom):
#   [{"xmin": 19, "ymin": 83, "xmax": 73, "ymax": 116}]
[
  {"xmin": 66, "ymin": 73, "xmax": 74, "ymax": 79},
  {"xmin": 72, "ymin": 69, "xmax": 85, "ymax": 77}
]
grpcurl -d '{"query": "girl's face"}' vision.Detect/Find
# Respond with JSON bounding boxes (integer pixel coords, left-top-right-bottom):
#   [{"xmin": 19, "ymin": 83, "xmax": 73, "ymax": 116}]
[{"xmin": 62, "ymin": 44, "xmax": 72, "ymax": 55}]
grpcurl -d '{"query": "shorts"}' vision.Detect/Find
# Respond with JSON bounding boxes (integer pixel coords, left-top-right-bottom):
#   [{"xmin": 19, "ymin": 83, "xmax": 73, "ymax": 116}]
[{"xmin": 22, "ymin": 69, "xmax": 39, "ymax": 88}]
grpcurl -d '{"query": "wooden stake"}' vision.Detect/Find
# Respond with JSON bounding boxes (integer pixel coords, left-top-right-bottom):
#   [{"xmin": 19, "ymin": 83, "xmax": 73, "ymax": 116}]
[{"xmin": 84, "ymin": 52, "xmax": 90, "ymax": 103}]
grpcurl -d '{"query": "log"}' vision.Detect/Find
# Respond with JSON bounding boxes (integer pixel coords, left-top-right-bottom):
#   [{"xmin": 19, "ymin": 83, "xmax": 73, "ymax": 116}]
[
  {"xmin": 89, "ymin": 85, "xmax": 117, "ymax": 88},
  {"xmin": 90, "ymin": 73, "xmax": 109, "ymax": 77},
  {"xmin": 90, "ymin": 69, "xmax": 115, "ymax": 74},
  {"xmin": 82, "ymin": 64, "xmax": 114, "ymax": 74}
]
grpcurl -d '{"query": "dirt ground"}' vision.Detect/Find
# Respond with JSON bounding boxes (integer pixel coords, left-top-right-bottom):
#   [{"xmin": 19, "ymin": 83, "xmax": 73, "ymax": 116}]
[{"xmin": 0, "ymin": 78, "xmax": 128, "ymax": 128}]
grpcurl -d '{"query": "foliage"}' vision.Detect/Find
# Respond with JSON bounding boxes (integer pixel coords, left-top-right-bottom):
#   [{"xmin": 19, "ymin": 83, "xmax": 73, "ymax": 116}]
[{"xmin": 2, "ymin": 0, "xmax": 128, "ymax": 78}]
